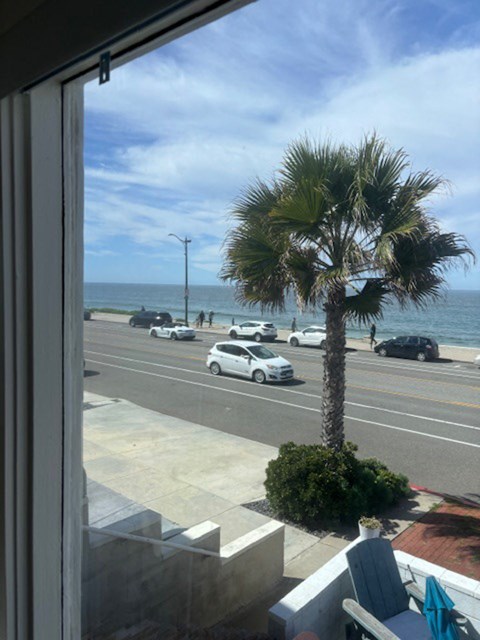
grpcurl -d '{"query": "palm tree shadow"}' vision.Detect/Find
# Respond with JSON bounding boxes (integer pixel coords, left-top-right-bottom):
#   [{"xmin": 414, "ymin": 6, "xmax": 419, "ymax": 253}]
[{"xmin": 419, "ymin": 508, "xmax": 480, "ymax": 564}]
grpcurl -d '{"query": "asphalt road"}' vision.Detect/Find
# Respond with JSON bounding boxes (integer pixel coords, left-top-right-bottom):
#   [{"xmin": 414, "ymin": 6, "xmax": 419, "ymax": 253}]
[{"xmin": 84, "ymin": 320, "xmax": 480, "ymax": 501}]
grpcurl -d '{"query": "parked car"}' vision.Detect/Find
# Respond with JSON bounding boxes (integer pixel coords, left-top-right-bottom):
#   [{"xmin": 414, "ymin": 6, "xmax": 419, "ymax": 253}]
[
  {"xmin": 149, "ymin": 323, "xmax": 195, "ymax": 341},
  {"xmin": 207, "ymin": 341, "xmax": 294, "ymax": 384},
  {"xmin": 129, "ymin": 311, "xmax": 172, "ymax": 328},
  {"xmin": 374, "ymin": 336, "xmax": 439, "ymax": 361},
  {"xmin": 228, "ymin": 321, "xmax": 277, "ymax": 342},
  {"xmin": 84, "ymin": 309, "xmax": 91, "ymax": 320},
  {"xmin": 474, "ymin": 354, "xmax": 480, "ymax": 368},
  {"xmin": 288, "ymin": 325, "xmax": 326, "ymax": 348}
]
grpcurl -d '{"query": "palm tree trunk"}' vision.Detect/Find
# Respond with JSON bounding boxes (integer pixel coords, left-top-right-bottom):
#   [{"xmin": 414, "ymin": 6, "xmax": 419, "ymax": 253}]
[{"xmin": 321, "ymin": 286, "xmax": 346, "ymax": 451}]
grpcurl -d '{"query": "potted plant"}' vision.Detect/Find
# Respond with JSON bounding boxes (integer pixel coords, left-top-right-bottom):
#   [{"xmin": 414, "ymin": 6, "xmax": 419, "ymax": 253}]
[{"xmin": 358, "ymin": 516, "xmax": 381, "ymax": 539}]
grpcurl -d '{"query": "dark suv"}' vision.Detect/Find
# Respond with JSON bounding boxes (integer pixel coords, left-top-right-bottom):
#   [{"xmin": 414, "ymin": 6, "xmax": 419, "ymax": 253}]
[
  {"xmin": 129, "ymin": 311, "xmax": 172, "ymax": 328},
  {"xmin": 374, "ymin": 336, "xmax": 439, "ymax": 362}
]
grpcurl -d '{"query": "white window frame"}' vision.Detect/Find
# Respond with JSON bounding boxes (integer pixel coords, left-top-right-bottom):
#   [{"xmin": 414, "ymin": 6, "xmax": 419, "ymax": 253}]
[{"xmin": 0, "ymin": 2, "xmax": 253, "ymax": 638}]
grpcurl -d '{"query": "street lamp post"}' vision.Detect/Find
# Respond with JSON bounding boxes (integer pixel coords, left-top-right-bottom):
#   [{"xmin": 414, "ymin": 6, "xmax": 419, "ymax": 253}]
[{"xmin": 168, "ymin": 234, "xmax": 192, "ymax": 326}]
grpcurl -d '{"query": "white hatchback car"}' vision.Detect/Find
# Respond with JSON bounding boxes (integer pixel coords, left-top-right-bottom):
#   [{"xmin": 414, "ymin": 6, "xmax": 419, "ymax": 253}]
[
  {"xmin": 207, "ymin": 341, "xmax": 294, "ymax": 384},
  {"xmin": 288, "ymin": 325, "xmax": 327, "ymax": 349},
  {"xmin": 228, "ymin": 321, "xmax": 277, "ymax": 342},
  {"xmin": 149, "ymin": 323, "xmax": 195, "ymax": 341}
]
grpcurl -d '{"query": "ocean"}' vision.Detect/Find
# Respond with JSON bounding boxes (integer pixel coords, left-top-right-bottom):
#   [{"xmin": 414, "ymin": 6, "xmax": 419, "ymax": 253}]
[{"xmin": 84, "ymin": 282, "xmax": 480, "ymax": 348}]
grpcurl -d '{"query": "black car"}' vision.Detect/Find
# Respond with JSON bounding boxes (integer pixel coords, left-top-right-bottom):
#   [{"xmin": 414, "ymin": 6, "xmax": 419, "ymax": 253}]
[
  {"xmin": 374, "ymin": 336, "xmax": 439, "ymax": 362},
  {"xmin": 129, "ymin": 311, "xmax": 172, "ymax": 328}
]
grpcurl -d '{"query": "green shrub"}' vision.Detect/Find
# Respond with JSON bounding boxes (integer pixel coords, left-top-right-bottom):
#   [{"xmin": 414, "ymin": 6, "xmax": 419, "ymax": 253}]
[
  {"xmin": 264, "ymin": 441, "xmax": 410, "ymax": 526},
  {"xmin": 361, "ymin": 457, "xmax": 410, "ymax": 502}
]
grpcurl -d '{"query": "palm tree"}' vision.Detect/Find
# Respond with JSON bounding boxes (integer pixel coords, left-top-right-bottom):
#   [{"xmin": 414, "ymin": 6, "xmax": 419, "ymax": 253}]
[{"xmin": 221, "ymin": 135, "xmax": 474, "ymax": 451}]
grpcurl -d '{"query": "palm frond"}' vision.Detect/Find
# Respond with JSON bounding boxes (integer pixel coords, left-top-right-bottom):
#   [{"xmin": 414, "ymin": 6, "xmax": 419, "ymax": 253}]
[
  {"xmin": 386, "ymin": 224, "xmax": 475, "ymax": 308},
  {"xmin": 344, "ymin": 279, "xmax": 390, "ymax": 322},
  {"xmin": 285, "ymin": 246, "xmax": 324, "ymax": 309},
  {"xmin": 280, "ymin": 136, "xmax": 337, "ymax": 187},
  {"xmin": 221, "ymin": 133, "xmax": 475, "ymax": 316},
  {"xmin": 231, "ymin": 179, "xmax": 282, "ymax": 223},
  {"xmin": 221, "ymin": 218, "xmax": 293, "ymax": 312}
]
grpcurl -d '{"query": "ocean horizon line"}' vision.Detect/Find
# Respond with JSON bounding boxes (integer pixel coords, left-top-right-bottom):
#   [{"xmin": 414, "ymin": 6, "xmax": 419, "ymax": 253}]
[
  {"xmin": 84, "ymin": 283, "xmax": 480, "ymax": 348},
  {"xmin": 85, "ymin": 281, "xmax": 479, "ymax": 293}
]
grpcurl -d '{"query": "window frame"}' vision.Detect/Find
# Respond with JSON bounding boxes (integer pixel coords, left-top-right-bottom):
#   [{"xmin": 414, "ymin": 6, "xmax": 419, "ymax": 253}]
[{"xmin": 0, "ymin": 2, "xmax": 254, "ymax": 638}]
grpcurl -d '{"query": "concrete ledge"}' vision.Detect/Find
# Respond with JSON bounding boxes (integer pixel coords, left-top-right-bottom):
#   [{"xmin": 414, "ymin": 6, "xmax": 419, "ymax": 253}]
[
  {"xmin": 268, "ymin": 540, "xmax": 480, "ymax": 640},
  {"xmin": 395, "ymin": 550, "xmax": 480, "ymax": 635},
  {"xmin": 222, "ymin": 521, "xmax": 284, "ymax": 562},
  {"xmin": 83, "ymin": 516, "xmax": 286, "ymax": 635},
  {"xmin": 161, "ymin": 520, "xmax": 220, "ymax": 559},
  {"xmin": 268, "ymin": 537, "xmax": 360, "ymax": 640}
]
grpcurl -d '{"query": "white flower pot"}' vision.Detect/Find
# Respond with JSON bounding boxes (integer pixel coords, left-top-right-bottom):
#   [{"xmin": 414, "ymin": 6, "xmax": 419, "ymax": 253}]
[{"xmin": 359, "ymin": 523, "xmax": 381, "ymax": 539}]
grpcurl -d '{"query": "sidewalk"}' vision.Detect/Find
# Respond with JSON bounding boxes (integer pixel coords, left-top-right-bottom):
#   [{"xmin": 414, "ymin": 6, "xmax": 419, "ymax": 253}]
[
  {"xmin": 89, "ymin": 312, "xmax": 479, "ymax": 364},
  {"xmin": 83, "ymin": 391, "xmax": 439, "ymax": 631}
]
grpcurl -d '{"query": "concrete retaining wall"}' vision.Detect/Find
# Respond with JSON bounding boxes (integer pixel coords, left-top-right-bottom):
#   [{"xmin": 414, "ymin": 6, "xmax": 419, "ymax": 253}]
[
  {"xmin": 82, "ymin": 517, "xmax": 284, "ymax": 636},
  {"xmin": 268, "ymin": 538, "xmax": 358, "ymax": 640}
]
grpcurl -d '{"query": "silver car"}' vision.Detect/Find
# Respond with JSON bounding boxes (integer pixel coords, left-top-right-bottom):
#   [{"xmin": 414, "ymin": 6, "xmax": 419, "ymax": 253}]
[{"xmin": 206, "ymin": 341, "xmax": 293, "ymax": 384}]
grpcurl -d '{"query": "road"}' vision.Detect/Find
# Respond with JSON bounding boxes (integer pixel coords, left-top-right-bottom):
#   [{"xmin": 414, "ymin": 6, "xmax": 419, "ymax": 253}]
[{"xmin": 84, "ymin": 319, "xmax": 480, "ymax": 501}]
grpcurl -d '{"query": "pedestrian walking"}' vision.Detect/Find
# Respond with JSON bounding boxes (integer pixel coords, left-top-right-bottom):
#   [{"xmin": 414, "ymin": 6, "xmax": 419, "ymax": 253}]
[
  {"xmin": 370, "ymin": 323, "xmax": 377, "ymax": 348},
  {"xmin": 199, "ymin": 310, "xmax": 205, "ymax": 328},
  {"xmin": 291, "ymin": 317, "xmax": 297, "ymax": 332},
  {"xmin": 195, "ymin": 314, "xmax": 200, "ymax": 328},
  {"xmin": 208, "ymin": 310, "xmax": 214, "ymax": 327}
]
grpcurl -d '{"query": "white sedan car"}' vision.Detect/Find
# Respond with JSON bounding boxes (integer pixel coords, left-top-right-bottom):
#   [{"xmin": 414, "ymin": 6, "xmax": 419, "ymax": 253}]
[
  {"xmin": 149, "ymin": 323, "xmax": 195, "ymax": 341},
  {"xmin": 207, "ymin": 341, "xmax": 293, "ymax": 383},
  {"xmin": 288, "ymin": 325, "xmax": 327, "ymax": 349}
]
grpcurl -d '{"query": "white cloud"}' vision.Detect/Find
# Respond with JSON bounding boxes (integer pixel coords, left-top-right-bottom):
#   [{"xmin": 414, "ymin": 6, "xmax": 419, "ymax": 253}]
[
  {"xmin": 84, "ymin": 0, "xmax": 480, "ymax": 285},
  {"xmin": 85, "ymin": 248, "xmax": 118, "ymax": 256}
]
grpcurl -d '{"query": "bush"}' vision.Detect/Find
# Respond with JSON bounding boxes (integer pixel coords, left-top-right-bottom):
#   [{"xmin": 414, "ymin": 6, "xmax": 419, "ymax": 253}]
[{"xmin": 264, "ymin": 442, "xmax": 410, "ymax": 526}]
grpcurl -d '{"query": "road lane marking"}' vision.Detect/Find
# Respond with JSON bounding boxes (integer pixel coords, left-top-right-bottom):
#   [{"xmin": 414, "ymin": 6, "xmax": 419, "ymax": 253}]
[
  {"xmin": 347, "ymin": 383, "xmax": 480, "ymax": 409},
  {"xmin": 346, "ymin": 417, "xmax": 480, "ymax": 448},
  {"xmin": 266, "ymin": 344, "xmax": 480, "ymax": 380},
  {"xmin": 85, "ymin": 358, "xmax": 480, "ymax": 449},
  {"xmin": 298, "ymin": 369, "xmax": 480, "ymax": 394},
  {"xmin": 345, "ymin": 401, "xmax": 480, "ymax": 431},
  {"xmin": 84, "ymin": 350, "xmax": 480, "ymax": 418},
  {"xmin": 297, "ymin": 373, "xmax": 480, "ymax": 408},
  {"xmin": 291, "ymin": 373, "xmax": 480, "ymax": 407},
  {"xmin": 282, "ymin": 352, "xmax": 480, "ymax": 383},
  {"xmin": 346, "ymin": 369, "xmax": 480, "ymax": 391},
  {"xmin": 86, "ymin": 329, "xmax": 480, "ymax": 383}
]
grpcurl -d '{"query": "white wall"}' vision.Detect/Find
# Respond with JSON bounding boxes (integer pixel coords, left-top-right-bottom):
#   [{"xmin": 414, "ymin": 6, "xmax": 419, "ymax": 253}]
[
  {"xmin": 268, "ymin": 540, "xmax": 480, "ymax": 640},
  {"xmin": 83, "ymin": 519, "xmax": 284, "ymax": 636}
]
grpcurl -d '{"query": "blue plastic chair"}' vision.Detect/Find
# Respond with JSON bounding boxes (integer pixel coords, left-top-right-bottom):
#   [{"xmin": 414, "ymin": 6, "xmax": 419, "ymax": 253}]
[{"xmin": 343, "ymin": 538, "xmax": 432, "ymax": 639}]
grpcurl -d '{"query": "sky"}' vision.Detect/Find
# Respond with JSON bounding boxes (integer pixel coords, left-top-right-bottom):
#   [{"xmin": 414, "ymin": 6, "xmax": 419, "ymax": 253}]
[{"xmin": 84, "ymin": 0, "xmax": 480, "ymax": 289}]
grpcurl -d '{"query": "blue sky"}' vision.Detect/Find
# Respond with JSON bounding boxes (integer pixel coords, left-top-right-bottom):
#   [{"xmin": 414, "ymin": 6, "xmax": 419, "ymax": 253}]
[{"xmin": 84, "ymin": 0, "xmax": 480, "ymax": 289}]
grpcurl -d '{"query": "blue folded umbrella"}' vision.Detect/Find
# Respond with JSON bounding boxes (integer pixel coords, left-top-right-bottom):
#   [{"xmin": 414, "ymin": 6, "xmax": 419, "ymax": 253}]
[{"xmin": 423, "ymin": 576, "xmax": 459, "ymax": 640}]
